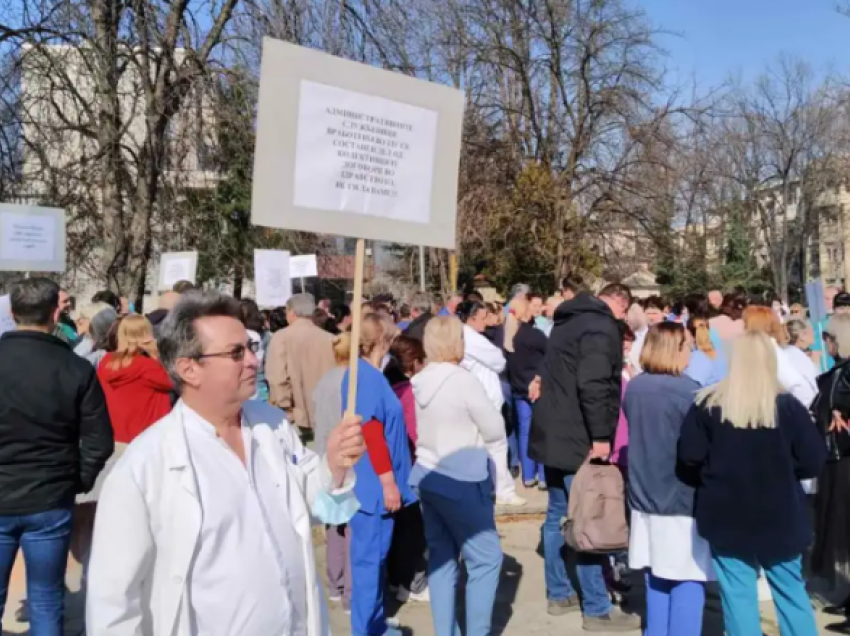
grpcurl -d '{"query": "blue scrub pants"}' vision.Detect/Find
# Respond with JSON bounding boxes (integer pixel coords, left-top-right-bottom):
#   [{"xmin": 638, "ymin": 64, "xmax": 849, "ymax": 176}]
[
  {"xmin": 644, "ymin": 572, "xmax": 705, "ymax": 636},
  {"xmin": 349, "ymin": 510, "xmax": 395, "ymax": 636},
  {"xmin": 711, "ymin": 550, "xmax": 817, "ymax": 636}
]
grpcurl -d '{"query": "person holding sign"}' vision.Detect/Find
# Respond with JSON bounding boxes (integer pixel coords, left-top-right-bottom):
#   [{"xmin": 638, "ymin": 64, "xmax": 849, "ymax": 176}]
[{"xmin": 87, "ymin": 291, "xmax": 366, "ymax": 636}]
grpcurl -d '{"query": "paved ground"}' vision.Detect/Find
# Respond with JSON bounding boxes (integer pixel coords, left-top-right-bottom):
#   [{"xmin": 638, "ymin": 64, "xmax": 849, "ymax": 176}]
[{"xmin": 1, "ymin": 481, "xmax": 847, "ymax": 634}]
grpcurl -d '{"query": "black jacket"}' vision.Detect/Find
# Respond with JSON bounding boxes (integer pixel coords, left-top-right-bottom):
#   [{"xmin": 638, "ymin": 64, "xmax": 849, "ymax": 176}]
[
  {"xmin": 507, "ymin": 321, "xmax": 547, "ymax": 397},
  {"xmin": 812, "ymin": 358, "xmax": 850, "ymax": 460},
  {"xmin": 0, "ymin": 331, "xmax": 114, "ymax": 514},
  {"xmin": 403, "ymin": 312, "xmax": 433, "ymax": 342},
  {"xmin": 678, "ymin": 394, "xmax": 826, "ymax": 561},
  {"xmin": 529, "ymin": 292, "xmax": 622, "ymax": 472}
]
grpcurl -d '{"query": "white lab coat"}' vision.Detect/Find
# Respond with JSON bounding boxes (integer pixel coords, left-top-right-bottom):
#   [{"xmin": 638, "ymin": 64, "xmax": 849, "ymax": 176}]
[{"xmin": 86, "ymin": 399, "xmax": 356, "ymax": 636}]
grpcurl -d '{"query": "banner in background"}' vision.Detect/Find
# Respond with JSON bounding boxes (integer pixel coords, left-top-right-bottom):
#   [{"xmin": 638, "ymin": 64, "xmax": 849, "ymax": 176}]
[
  {"xmin": 290, "ymin": 254, "xmax": 318, "ymax": 279},
  {"xmin": 158, "ymin": 251, "xmax": 198, "ymax": 292},
  {"xmin": 0, "ymin": 204, "xmax": 66, "ymax": 273},
  {"xmin": 255, "ymin": 249, "xmax": 292, "ymax": 308}
]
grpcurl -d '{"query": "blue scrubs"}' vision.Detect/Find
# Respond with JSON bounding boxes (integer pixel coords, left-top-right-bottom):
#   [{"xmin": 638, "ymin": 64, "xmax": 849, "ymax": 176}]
[{"xmin": 342, "ymin": 360, "xmax": 416, "ymax": 636}]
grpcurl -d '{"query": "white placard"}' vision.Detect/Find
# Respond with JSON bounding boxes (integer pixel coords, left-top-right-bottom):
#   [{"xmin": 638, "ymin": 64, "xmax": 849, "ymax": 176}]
[
  {"xmin": 252, "ymin": 39, "xmax": 463, "ymax": 249},
  {"xmin": 0, "ymin": 204, "xmax": 66, "ymax": 272},
  {"xmin": 0, "ymin": 295, "xmax": 14, "ymax": 336},
  {"xmin": 293, "ymin": 81, "xmax": 438, "ymax": 224},
  {"xmin": 0, "ymin": 213, "xmax": 56, "ymax": 262},
  {"xmin": 255, "ymin": 250, "xmax": 293, "ymax": 308},
  {"xmin": 290, "ymin": 254, "xmax": 318, "ymax": 279},
  {"xmin": 158, "ymin": 251, "xmax": 198, "ymax": 291}
]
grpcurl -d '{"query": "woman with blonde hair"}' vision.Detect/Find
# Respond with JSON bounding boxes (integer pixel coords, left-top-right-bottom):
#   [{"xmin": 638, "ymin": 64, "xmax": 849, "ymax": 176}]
[
  {"xmin": 97, "ymin": 315, "xmax": 172, "ymax": 446},
  {"xmin": 678, "ymin": 331, "xmax": 825, "ymax": 636},
  {"xmin": 343, "ymin": 313, "xmax": 415, "ymax": 636},
  {"xmin": 743, "ymin": 306, "xmax": 817, "ymax": 408},
  {"xmin": 685, "ymin": 314, "xmax": 727, "ymax": 387},
  {"xmin": 623, "ymin": 322, "xmax": 709, "ymax": 636},
  {"xmin": 411, "ymin": 316, "xmax": 506, "ymax": 636}
]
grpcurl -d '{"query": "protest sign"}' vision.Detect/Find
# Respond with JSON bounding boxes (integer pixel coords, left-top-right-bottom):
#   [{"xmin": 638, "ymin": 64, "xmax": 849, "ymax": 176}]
[
  {"xmin": 805, "ymin": 279, "xmax": 827, "ymax": 325},
  {"xmin": 158, "ymin": 251, "xmax": 198, "ymax": 291},
  {"xmin": 290, "ymin": 254, "xmax": 318, "ymax": 279},
  {"xmin": 252, "ymin": 38, "xmax": 464, "ymax": 422},
  {"xmin": 251, "ymin": 38, "xmax": 463, "ymax": 249},
  {"xmin": 0, "ymin": 204, "xmax": 66, "ymax": 273},
  {"xmin": 0, "ymin": 295, "xmax": 14, "ymax": 336},
  {"xmin": 254, "ymin": 250, "xmax": 292, "ymax": 308}
]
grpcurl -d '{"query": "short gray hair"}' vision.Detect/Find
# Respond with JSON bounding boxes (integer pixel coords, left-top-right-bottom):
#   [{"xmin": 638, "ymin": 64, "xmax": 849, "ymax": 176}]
[
  {"xmin": 158, "ymin": 290, "xmax": 242, "ymax": 392},
  {"xmin": 509, "ymin": 283, "xmax": 530, "ymax": 301},
  {"xmin": 410, "ymin": 292, "xmax": 432, "ymax": 314},
  {"xmin": 287, "ymin": 293, "xmax": 316, "ymax": 318}
]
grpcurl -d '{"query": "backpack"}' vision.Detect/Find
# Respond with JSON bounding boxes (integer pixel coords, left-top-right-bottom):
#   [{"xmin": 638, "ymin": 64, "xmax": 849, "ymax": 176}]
[{"xmin": 561, "ymin": 459, "xmax": 629, "ymax": 554}]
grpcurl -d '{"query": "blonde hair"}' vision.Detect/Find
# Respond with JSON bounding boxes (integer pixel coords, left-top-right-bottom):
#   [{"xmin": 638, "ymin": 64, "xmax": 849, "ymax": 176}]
[
  {"xmin": 826, "ymin": 314, "xmax": 850, "ymax": 359},
  {"xmin": 639, "ymin": 322, "xmax": 688, "ymax": 376},
  {"xmin": 108, "ymin": 315, "xmax": 158, "ymax": 370},
  {"xmin": 785, "ymin": 318, "xmax": 810, "ymax": 347},
  {"xmin": 743, "ymin": 306, "xmax": 788, "ymax": 345},
  {"xmin": 359, "ymin": 314, "xmax": 386, "ymax": 358},
  {"xmin": 504, "ymin": 296, "xmax": 529, "ymax": 354},
  {"xmin": 77, "ymin": 302, "xmax": 112, "ymax": 322},
  {"xmin": 688, "ymin": 316, "xmax": 716, "ymax": 359},
  {"xmin": 697, "ymin": 331, "xmax": 779, "ymax": 429},
  {"xmin": 332, "ymin": 332, "xmax": 351, "ymax": 366},
  {"xmin": 423, "ymin": 316, "xmax": 464, "ymax": 364}
]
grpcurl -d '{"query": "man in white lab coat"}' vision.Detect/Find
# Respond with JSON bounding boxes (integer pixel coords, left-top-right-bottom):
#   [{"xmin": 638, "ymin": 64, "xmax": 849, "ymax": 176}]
[{"xmin": 87, "ymin": 291, "xmax": 366, "ymax": 636}]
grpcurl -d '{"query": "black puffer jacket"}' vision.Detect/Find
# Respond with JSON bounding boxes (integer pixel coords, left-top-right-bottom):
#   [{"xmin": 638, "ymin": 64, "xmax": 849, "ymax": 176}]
[{"xmin": 529, "ymin": 292, "xmax": 623, "ymax": 473}]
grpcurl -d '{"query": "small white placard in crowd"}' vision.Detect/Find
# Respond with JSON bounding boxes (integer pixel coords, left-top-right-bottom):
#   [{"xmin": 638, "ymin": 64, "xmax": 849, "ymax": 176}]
[
  {"xmin": 0, "ymin": 204, "xmax": 66, "ymax": 272},
  {"xmin": 158, "ymin": 251, "xmax": 198, "ymax": 291},
  {"xmin": 254, "ymin": 250, "xmax": 292, "ymax": 308},
  {"xmin": 289, "ymin": 254, "xmax": 318, "ymax": 279},
  {"xmin": 0, "ymin": 295, "xmax": 14, "ymax": 336}
]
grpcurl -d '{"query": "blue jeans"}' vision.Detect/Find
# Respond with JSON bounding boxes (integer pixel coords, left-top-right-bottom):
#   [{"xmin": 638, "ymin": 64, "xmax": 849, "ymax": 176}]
[
  {"xmin": 542, "ymin": 467, "xmax": 611, "ymax": 617},
  {"xmin": 711, "ymin": 550, "xmax": 817, "ymax": 636},
  {"xmin": 513, "ymin": 396, "xmax": 544, "ymax": 484},
  {"xmin": 418, "ymin": 474, "xmax": 503, "ymax": 636},
  {"xmin": 0, "ymin": 508, "xmax": 72, "ymax": 636},
  {"xmin": 645, "ymin": 572, "xmax": 704, "ymax": 636}
]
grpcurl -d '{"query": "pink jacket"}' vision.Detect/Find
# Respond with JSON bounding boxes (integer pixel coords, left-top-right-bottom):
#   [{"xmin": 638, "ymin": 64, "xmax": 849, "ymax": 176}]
[
  {"xmin": 392, "ymin": 379, "xmax": 417, "ymax": 453},
  {"xmin": 612, "ymin": 374, "xmax": 630, "ymax": 469}
]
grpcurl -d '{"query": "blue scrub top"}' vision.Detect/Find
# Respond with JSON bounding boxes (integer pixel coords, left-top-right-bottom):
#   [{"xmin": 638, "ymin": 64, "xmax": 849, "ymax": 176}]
[{"xmin": 341, "ymin": 359, "xmax": 416, "ymax": 514}]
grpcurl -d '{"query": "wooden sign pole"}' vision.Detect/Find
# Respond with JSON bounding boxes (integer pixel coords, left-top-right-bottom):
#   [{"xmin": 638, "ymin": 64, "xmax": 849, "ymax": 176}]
[{"xmin": 345, "ymin": 238, "xmax": 366, "ymax": 418}]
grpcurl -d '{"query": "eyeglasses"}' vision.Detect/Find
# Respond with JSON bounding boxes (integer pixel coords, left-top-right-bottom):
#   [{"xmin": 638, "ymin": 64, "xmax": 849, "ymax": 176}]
[{"xmin": 194, "ymin": 340, "xmax": 259, "ymax": 362}]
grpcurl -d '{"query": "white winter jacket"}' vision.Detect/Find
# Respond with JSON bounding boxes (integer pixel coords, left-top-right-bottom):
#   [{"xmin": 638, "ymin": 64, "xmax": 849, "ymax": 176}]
[{"xmin": 461, "ymin": 325, "xmax": 506, "ymax": 411}]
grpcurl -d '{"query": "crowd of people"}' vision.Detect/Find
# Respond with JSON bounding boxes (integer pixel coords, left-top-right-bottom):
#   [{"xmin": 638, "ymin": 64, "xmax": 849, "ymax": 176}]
[{"xmin": 0, "ymin": 272, "xmax": 848, "ymax": 636}]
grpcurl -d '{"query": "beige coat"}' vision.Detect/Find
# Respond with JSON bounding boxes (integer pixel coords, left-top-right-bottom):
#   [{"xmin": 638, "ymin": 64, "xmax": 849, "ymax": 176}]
[{"xmin": 267, "ymin": 318, "xmax": 335, "ymax": 429}]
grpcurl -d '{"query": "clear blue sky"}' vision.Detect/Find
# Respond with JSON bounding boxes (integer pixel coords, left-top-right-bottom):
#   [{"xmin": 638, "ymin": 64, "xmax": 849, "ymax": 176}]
[{"xmin": 642, "ymin": 0, "xmax": 849, "ymax": 88}]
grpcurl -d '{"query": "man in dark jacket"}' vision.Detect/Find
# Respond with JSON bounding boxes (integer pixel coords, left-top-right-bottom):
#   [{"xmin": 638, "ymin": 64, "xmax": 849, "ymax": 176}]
[
  {"xmin": 529, "ymin": 283, "xmax": 638, "ymax": 631},
  {"xmin": 0, "ymin": 277, "xmax": 113, "ymax": 632},
  {"xmin": 403, "ymin": 292, "xmax": 434, "ymax": 342}
]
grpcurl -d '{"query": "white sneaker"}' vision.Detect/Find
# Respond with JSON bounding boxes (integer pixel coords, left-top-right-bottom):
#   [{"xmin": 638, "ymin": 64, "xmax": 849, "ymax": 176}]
[
  {"xmin": 496, "ymin": 493, "xmax": 527, "ymax": 507},
  {"xmin": 397, "ymin": 586, "xmax": 430, "ymax": 603},
  {"xmin": 328, "ymin": 595, "xmax": 342, "ymax": 603}
]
